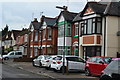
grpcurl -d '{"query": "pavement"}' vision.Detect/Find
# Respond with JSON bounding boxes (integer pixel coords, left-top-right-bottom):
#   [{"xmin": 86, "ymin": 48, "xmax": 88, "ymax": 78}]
[{"xmin": 2, "ymin": 59, "xmax": 99, "ymax": 80}]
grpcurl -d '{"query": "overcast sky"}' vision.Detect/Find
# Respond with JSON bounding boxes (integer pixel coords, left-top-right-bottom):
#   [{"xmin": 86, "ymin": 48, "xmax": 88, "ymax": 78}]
[{"xmin": 0, "ymin": 0, "xmax": 101, "ymax": 30}]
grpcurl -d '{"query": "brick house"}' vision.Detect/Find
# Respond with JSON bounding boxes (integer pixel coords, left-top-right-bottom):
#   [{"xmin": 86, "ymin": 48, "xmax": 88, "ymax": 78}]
[
  {"xmin": 57, "ymin": 10, "xmax": 77, "ymax": 55},
  {"xmin": 4, "ymin": 30, "xmax": 21, "ymax": 49},
  {"xmin": 16, "ymin": 29, "xmax": 29, "ymax": 56},
  {"xmin": 72, "ymin": 1, "xmax": 120, "ymax": 59},
  {"xmin": 28, "ymin": 18, "xmax": 41, "ymax": 58},
  {"xmin": 40, "ymin": 16, "xmax": 58, "ymax": 55}
]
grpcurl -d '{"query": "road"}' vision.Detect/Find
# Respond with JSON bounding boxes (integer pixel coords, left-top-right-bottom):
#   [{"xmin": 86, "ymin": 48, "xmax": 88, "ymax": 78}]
[
  {"xmin": 1, "ymin": 64, "xmax": 53, "ymax": 80},
  {"xmin": 1, "ymin": 63, "xmax": 99, "ymax": 80}
]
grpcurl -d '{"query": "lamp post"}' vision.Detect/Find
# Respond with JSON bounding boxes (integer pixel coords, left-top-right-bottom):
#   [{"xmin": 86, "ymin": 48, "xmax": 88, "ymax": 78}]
[
  {"xmin": 40, "ymin": 28, "xmax": 43, "ymax": 55},
  {"xmin": 56, "ymin": 6, "xmax": 67, "ymax": 75}
]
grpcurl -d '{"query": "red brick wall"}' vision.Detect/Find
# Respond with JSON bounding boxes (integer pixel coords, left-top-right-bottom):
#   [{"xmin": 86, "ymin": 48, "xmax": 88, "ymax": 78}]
[
  {"xmin": 83, "ymin": 36, "xmax": 94, "ymax": 44},
  {"xmin": 97, "ymin": 36, "xmax": 101, "ymax": 44},
  {"xmin": 72, "ymin": 24, "xmax": 78, "ymax": 55}
]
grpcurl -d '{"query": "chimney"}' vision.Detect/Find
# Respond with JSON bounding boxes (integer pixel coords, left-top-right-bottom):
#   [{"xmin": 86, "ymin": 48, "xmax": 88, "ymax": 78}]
[{"xmin": 33, "ymin": 18, "xmax": 38, "ymax": 22}]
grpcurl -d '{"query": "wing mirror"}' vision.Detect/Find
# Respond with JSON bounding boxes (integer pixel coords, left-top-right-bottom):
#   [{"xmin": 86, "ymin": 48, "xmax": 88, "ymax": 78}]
[{"xmin": 99, "ymin": 61, "xmax": 104, "ymax": 64}]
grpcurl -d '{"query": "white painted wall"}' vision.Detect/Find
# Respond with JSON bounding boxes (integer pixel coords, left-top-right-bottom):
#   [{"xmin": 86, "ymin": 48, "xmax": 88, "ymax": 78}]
[
  {"xmin": 106, "ymin": 16, "xmax": 120, "ymax": 57},
  {"xmin": 58, "ymin": 37, "xmax": 72, "ymax": 46}
]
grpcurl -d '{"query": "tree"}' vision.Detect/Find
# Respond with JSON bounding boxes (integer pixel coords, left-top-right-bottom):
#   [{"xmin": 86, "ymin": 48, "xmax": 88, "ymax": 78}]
[{"xmin": 2, "ymin": 24, "xmax": 9, "ymax": 36}]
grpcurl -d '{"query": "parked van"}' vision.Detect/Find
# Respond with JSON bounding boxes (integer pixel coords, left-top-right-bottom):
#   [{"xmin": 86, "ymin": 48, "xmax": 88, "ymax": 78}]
[{"xmin": 3, "ymin": 51, "xmax": 23, "ymax": 60}]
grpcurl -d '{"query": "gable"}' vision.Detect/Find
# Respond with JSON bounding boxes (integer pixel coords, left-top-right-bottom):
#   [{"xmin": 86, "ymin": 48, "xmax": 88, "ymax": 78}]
[
  {"xmin": 42, "ymin": 21, "xmax": 47, "ymax": 29},
  {"xmin": 30, "ymin": 25, "xmax": 34, "ymax": 31},
  {"xmin": 11, "ymin": 33, "xmax": 14, "ymax": 40},
  {"xmin": 58, "ymin": 14, "xmax": 65, "ymax": 23},
  {"xmin": 84, "ymin": 7, "xmax": 94, "ymax": 15}
]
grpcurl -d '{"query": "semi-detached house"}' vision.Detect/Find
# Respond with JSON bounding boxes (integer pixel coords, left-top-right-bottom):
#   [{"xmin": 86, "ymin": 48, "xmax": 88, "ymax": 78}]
[
  {"xmin": 57, "ymin": 10, "xmax": 77, "ymax": 55},
  {"xmin": 40, "ymin": 16, "xmax": 58, "ymax": 55},
  {"xmin": 73, "ymin": 1, "xmax": 120, "ymax": 59}
]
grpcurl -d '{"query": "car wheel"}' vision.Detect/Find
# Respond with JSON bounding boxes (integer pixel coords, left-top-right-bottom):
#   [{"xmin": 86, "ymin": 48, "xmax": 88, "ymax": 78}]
[
  {"xmin": 39, "ymin": 62, "xmax": 42, "ymax": 68},
  {"xmin": 4, "ymin": 57, "xmax": 9, "ymax": 60},
  {"xmin": 85, "ymin": 68, "xmax": 91, "ymax": 76},
  {"xmin": 100, "ymin": 75, "xmax": 112, "ymax": 80},
  {"xmin": 60, "ymin": 66, "xmax": 66, "ymax": 73},
  {"xmin": 53, "ymin": 68, "xmax": 57, "ymax": 72},
  {"xmin": 32, "ymin": 61, "xmax": 35, "ymax": 67}
]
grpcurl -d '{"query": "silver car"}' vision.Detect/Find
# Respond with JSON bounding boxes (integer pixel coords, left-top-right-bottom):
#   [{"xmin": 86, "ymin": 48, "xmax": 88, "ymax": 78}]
[{"xmin": 32, "ymin": 55, "xmax": 49, "ymax": 67}]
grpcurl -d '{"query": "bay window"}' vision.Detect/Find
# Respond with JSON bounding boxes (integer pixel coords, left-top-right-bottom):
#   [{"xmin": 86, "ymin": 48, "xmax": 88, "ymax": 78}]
[{"xmin": 81, "ymin": 17, "xmax": 102, "ymax": 35}]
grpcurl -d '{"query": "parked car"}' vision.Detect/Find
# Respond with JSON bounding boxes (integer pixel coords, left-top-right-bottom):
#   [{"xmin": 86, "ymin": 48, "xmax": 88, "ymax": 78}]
[
  {"xmin": 3, "ymin": 51, "xmax": 23, "ymax": 60},
  {"xmin": 51, "ymin": 55, "xmax": 86, "ymax": 72},
  {"xmin": 32, "ymin": 55, "xmax": 49, "ymax": 67},
  {"xmin": 42, "ymin": 55, "xmax": 57, "ymax": 69},
  {"xmin": 85, "ymin": 56, "xmax": 112, "ymax": 76},
  {"xmin": 100, "ymin": 58, "xmax": 120, "ymax": 80}
]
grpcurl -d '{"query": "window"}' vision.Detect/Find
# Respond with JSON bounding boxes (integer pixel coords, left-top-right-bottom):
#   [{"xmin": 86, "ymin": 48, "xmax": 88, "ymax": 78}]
[
  {"xmin": 31, "ymin": 32, "xmax": 33, "ymax": 41},
  {"xmin": 67, "ymin": 24, "xmax": 71, "ymax": 36},
  {"xmin": 83, "ymin": 46, "xmax": 101, "ymax": 58},
  {"xmin": 16, "ymin": 52, "xmax": 22, "ymax": 55},
  {"xmin": 35, "ymin": 31, "xmax": 38, "ymax": 41},
  {"xmin": 58, "ymin": 25, "xmax": 64, "ymax": 37},
  {"xmin": 48, "ymin": 28, "xmax": 52, "ymax": 39},
  {"xmin": 75, "ymin": 23, "xmax": 79, "ymax": 35},
  {"xmin": 89, "ymin": 58, "xmax": 97, "ymax": 63},
  {"xmin": 96, "ymin": 58, "xmax": 103, "ymax": 63},
  {"xmin": 34, "ymin": 47, "xmax": 38, "ymax": 56},
  {"xmin": 58, "ymin": 46, "xmax": 71, "ymax": 55},
  {"xmin": 82, "ymin": 17, "xmax": 102, "ymax": 35},
  {"xmin": 87, "ymin": 19, "xmax": 92, "ymax": 34},
  {"xmin": 24, "ymin": 34, "xmax": 28, "ymax": 42},
  {"xmin": 43, "ymin": 29, "xmax": 46, "ymax": 40}
]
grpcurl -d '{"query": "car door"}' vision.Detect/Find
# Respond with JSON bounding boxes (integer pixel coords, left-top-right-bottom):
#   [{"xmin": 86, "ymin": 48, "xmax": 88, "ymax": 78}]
[
  {"xmin": 67, "ymin": 57, "xmax": 82, "ymax": 70},
  {"xmin": 9, "ymin": 52, "xmax": 15, "ymax": 58},
  {"xmin": 35, "ymin": 56, "xmax": 42, "ymax": 66},
  {"xmin": 87, "ymin": 57, "xmax": 97, "ymax": 74},
  {"xmin": 95, "ymin": 58, "xmax": 107, "ymax": 75},
  {"xmin": 76, "ymin": 58, "xmax": 85, "ymax": 70}
]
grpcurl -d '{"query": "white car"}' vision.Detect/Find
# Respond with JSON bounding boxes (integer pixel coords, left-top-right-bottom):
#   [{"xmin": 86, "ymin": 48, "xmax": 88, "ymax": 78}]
[
  {"xmin": 3, "ymin": 51, "xmax": 23, "ymax": 60},
  {"xmin": 51, "ymin": 55, "xmax": 86, "ymax": 72},
  {"xmin": 42, "ymin": 55, "xmax": 58, "ymax": 69},
  {"xmin": 32, "ymin": 55, "xmax": 49, "ymax": 67}
]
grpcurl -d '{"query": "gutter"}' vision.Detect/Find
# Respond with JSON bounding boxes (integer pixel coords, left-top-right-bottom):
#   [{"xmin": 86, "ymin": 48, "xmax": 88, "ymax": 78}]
[{"xmin": 103, "ymin": 17, "xmax": 106, "ymax": 56}]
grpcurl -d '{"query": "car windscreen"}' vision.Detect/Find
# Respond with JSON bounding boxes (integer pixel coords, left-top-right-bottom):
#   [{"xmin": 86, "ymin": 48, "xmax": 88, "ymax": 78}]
[{"xmin": 103, "ymin": 58, "xmax": 112, "ymax": 64}]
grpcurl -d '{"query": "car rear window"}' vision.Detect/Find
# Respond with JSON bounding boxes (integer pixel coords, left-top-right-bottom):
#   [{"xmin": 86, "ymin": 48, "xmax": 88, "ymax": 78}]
[
  {"xmin": 44, "ymin": 56, "xmax": 49, "ymax": 60},
  {"xmin": 53, "ymin": 56, "xmax": 62, "ymax": 60}
]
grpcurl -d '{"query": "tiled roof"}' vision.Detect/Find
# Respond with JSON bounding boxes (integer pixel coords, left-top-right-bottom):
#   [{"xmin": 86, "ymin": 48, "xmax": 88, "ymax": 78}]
[
  {"xmin": 81, "ymin": 2, "xmax": 107, "ymax": 16},
  {"xmin": 104, "ymin": 2, "xmax": 120, "ymax": 16},
  {"xmin": 62, "ymin": 11, "xmax": 78, "ymax": 22},
  {"xmin": 43, "ymin": 17, "xmax": 57, "ymax": 27},
  {"xmin": 73, "ymin": 1, "xmax": 120, "ymax": 22},
  {"xmin": 73, "ymin": 12, "xmax": 82, "ymax": 22},
  {"xmin": 19, "ymin": 29, "xmax": 29, "ymax": 36},
  {"xmin": 57, "ymin": 11, "xmax": 78, "ymax": 22},
  {"xmin": 12, "ymin": 30, "xmax": 22, "ymax": 40},
  {"xmin": 29, "ymin": 21, "xmax": 41, "ymax": 30}
]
